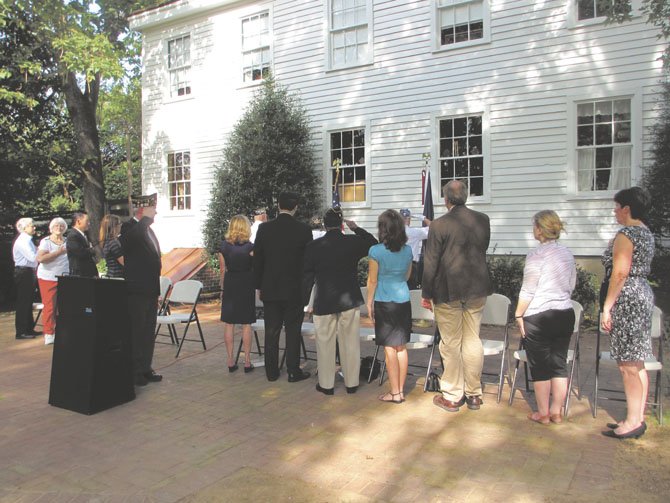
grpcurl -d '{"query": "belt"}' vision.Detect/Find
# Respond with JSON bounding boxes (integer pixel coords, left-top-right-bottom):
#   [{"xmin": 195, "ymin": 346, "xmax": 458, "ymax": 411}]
[{"xmin": 15, "ymin": 266, "xmax": 35, "ymax": 270}]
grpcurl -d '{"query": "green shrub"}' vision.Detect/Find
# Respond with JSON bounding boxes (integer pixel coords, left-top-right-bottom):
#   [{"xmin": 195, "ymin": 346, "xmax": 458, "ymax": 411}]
[
  {"xmin": 486, "ymin": 254, "xmax": 524, "ymax": 310},
  {"xmin": 357, "ymin": 257, "xmax": 369, "ymax": 287}
]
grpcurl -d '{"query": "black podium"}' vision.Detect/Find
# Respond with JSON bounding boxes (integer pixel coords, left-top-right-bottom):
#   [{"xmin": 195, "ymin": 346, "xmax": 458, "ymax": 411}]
[{"xmin": 49, "ymin": 276, "xmax": 135, "ymax": 414}]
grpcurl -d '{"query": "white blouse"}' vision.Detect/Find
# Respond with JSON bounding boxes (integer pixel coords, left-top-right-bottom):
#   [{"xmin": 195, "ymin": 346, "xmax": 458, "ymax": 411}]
[
  {"xmin": 37, "ymin": 237, "xmax": 69, "ymax": 281},
  {"xmin": 519, "ymin": 241, "xmax": 576, "ymax": 317}
]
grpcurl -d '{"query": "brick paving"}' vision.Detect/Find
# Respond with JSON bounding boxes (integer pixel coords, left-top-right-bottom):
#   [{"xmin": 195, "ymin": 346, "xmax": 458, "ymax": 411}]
[{"xmin": 0, "ymin": 304, "xmax": 660, "ymax": 502}]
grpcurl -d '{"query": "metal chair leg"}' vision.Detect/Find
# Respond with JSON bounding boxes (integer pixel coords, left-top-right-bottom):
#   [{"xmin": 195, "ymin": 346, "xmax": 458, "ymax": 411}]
[
  {"xmin": 508, "ymin": 359, "xmax": 520, "ymax": 405},
  {"xmin": 368, "ymin": 345, "xmax": 381, "ymax": 384}
]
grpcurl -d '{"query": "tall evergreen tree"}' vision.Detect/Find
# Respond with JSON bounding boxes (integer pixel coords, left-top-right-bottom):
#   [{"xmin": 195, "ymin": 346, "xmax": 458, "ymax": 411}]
[{"xmin": 204, "ymin": 78, "xmax": 321, "ymax": 253}]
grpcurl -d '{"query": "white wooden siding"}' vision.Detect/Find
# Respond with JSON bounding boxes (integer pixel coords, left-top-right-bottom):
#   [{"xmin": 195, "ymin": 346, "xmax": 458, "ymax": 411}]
[{"xmin": 132, "ymin": 0, "xmax": 664, "ymax": 255}]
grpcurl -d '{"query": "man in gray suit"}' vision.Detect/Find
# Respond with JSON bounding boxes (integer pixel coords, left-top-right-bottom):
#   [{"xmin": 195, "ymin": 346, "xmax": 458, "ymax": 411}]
[{"xmin": 421, "ymin": 180, "xmax": 492, "ymax": 413}]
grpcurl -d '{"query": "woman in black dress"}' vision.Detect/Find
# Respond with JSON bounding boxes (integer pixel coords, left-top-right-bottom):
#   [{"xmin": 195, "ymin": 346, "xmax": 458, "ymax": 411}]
[{"xmin": 219, "ymin": 215, "xmax": 256, "ymax": 373}]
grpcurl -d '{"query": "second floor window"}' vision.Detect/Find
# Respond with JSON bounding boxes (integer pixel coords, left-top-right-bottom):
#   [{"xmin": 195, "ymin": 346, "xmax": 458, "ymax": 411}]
[
  {"xmin": 168, "ymin": 35, "xmax": 191, "ymax": 97},
  {"xmin": 329, "ymin": 0, "xmax": 370, "ymax": 68},
  {"xmin": 331, "ymin": 128, "xmax": 366, "ymax": 204},
  {"xmin": 242, "ymin": 12, "xmax": 271, "ymax": 82},
  {"xmin": 576, "ymin": 98, "xmax": 631, "ymax": 192},
  {"xmin": 438, "ymin": 115, "xmax": 484, "ymax": 197},
  {"xmin": 438, "ymin": 0, "xmax": 485, "ymax": 47},
  {"xmin": 168, "ymin": 150, "xmax": 191, "ymax": 210}
]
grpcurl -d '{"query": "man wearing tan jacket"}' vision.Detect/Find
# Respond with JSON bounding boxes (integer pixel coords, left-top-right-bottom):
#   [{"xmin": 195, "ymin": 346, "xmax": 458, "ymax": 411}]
[{"xmin": 421, "ymin": 180, "xmax": 492, "ymax": 413}]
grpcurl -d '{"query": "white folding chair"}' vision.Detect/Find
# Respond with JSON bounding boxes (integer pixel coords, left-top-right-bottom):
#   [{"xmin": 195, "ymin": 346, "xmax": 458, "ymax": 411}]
[
  {"xmin": 155, "ymin": 280, "xmax": 205, "ymax": 358},
  {"xmin": 480, "ymin": 293, "xmax": 512, "ymax": 403},
  {"xmin": 233, "ymin": 293, "xmax": 264, "ymax": 365},
  {"xmin": 593, "ymin": 305, "xmax": 664, "ymax": 425},
  {"xmin": 155, "ymin": 276, "xmax": 176, "ymax": 344},
  {"xmin": 358, "ymin": 286, "xmax": 375, "ymax": 341},
  {"xmin": 509, "ymin": 301, "xmax": 583, "ymax": 417},
  {"xmin": 32, "ymin": 302, "xmax": 44, "ymax": 330}
]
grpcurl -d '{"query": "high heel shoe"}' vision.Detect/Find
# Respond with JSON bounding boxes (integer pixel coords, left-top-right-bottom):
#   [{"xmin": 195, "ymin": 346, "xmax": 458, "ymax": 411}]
[
  {"xmin": 601, "ymin": 423, "xmax": 646, "ymax": 439},
  {"xmin": 244, "ymin": 363, "xmax": 254, "ymax": 373},
  {"xmin": 228, "ymin": 364, "xmax": 239, "ymax": 373}
]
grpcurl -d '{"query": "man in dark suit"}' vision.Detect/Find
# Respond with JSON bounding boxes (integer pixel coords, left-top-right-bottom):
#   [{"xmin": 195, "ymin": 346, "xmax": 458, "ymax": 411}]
[
  {"xmin": 302, "ymin": 208, "xmax": 377, "ymax": 395},
  {"xmin": 119, "ymin": 195, "xmax": 162, "ymax": 387},
  {"xmin": 422, "ymin": 180, "xmax": 493, "ymax": 413},
  {"xmin": 66, "ymin": 212, "xmax": 99, "ymax": 278},
  {"xmin": 253, "ymin": 192, "xmax": 312, "ymax": 382}
]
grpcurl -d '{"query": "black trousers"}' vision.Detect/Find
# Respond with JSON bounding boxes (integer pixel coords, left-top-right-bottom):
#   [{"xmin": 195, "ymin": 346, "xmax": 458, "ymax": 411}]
[
  {"xmin": 263, "ymin": 300, "xmax": 304, "ymax": 378},
  {"xmin": 128, "ymin": 293, "xmax": 158, "ymax": 377},
  {"xmin": 14, "ymin": 267, "xmax": 36, "ymax": 336}
]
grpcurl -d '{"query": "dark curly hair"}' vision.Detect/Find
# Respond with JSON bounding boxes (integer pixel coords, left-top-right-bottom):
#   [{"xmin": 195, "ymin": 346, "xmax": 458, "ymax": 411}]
[{"xmin": 377, "ymin": 209, "xmax": 407, "ymax": 252}]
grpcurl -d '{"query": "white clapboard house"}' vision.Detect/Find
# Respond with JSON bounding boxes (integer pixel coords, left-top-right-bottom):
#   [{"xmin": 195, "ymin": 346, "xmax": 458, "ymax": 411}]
[{"xmin": 129, "ymin": 0, "xmax": 663, "ymax": 265}]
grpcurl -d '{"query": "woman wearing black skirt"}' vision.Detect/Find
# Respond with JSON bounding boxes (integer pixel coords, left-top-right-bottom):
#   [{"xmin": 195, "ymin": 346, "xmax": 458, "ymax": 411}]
[
  {"xmin": 366, "ymin": 210, "xmax": 413, "ymax": 404},
  {"xmin": 515, "ymin": 210, "xmax": 576, "ymax": 424},
  {"xmin": 219, "ymin": 215, "xmax": 256, "ymax": 373}
]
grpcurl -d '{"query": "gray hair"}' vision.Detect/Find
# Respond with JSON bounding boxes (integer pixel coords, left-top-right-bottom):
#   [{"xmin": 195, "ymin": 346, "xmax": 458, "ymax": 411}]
[
  {"xmin": 443, "ymin": 179, "xmax": 468, "ymax": 206},
  {"xmin": 16, "ymin": 218, "xmax": 33, "ymax": 233},
  {"xmin": 49, "ymin": 217, "xmax": 68, "ymax": 232}
]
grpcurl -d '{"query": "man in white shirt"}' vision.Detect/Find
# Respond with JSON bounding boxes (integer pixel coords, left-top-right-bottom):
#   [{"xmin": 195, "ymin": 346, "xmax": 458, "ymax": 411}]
[
  {"xmin": 13, "ymin": 217, "xmax": 39, "ymax": 339},
  {"xmin": 249, "ymin": 208, "xmax": 267, "ymax": 244},
  {"xmin": 400, "ymin": 208, "xmax": 431, "ymax": 289}
]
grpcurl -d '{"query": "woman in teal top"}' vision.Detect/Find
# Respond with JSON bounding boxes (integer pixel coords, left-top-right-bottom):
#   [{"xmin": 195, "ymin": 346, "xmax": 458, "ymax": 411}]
[{"xmin": 366, "ymin": 209, "xmax": 413, "ymax": 404}]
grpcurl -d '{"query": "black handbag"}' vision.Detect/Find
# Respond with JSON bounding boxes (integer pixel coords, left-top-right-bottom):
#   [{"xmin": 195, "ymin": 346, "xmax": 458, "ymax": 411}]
[
  {"xmin": 360, "ymin": 356, "xmax": 380, "ymax": 380},
  {"xmin": 425, "ymin": 372, "xmax": 441, "ymax": 392}
]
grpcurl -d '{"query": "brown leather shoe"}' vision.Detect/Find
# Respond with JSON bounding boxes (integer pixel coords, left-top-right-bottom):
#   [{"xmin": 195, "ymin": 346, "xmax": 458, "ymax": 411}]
[
  {"xmin": 465, "ymin": 395, "xmax": 483, "ymax": 410},
  {"xmin": 433, "ymin": 395, "xmax": 464, "ymax": 412}
]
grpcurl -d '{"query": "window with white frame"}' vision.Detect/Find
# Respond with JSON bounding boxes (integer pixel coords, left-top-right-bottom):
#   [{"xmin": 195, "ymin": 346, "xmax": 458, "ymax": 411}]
[
  {"xmin": 329, "ymin": 0, "xmax": 370, "ymax": 68},
  {"xmin": 330, "ymin": 128, "xmax": 366, "ymax": 203},
  {"xmin": 168, "ymin": 35, "xmax": 191, "ymax": 97},
  {"xmin": 167, "ymin": 150, "xmax": 191, "ymax": 210},
  {"xmin": 438, "ymin": 115, "xmax": 484, "ymax": 197},
  {"xmin": 437, "ymin": 0, "xmax": 486, "ymax": 47},
  {"xmin": 576, "ymin": 0, "xmax": 622, "ymax": 21},
  {"xmin": 242, "ymin": 12, "xmax": 271, "ymax": 82},
  {"xmin": 576, "ymin": 98, "xmax": 631, "ymax": 192}
]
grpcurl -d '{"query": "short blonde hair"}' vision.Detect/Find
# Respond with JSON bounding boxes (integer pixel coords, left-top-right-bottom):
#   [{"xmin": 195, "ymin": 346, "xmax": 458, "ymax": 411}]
[
  {"xmin": 225, "ymin": 215, "xmax": 251, "ymax": 244},
  {"xmin": 16, "ymin": 218, "xmax": 33, "ymax": 233},
  {"xmin": 533, "ymin": 210, "xmax": 565, "ymax": 240},
  {"xmin": 49, "ymin": 217, "xmax": 68, "ymax": 232}
]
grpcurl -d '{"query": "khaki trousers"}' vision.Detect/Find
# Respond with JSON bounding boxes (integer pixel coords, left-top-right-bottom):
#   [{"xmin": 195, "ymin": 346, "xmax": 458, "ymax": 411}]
[
  {"xmin": 434, "ymin": 297, "xmax": 486, "ymax": 401},
  {"xmin": 313, "ymin": 308, "xmax": 361, "ymax": 389}
]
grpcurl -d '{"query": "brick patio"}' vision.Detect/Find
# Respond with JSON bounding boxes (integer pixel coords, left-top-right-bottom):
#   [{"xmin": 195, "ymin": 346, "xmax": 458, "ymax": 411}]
[{"xmin": 0, "ymin": 303, "xmax": 664, "ymax": 502}]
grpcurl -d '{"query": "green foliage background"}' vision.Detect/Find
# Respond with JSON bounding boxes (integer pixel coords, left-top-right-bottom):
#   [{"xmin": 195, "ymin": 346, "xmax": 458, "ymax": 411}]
[{"xmin": 203, "ymin": 78, "xmax": 322, "ymax": 253}]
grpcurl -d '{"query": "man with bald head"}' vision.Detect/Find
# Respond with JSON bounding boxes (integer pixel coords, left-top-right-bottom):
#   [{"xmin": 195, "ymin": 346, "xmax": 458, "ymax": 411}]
[{"xmin": 422, "ymin": 179, "xmax": 492, "ymax": 413}]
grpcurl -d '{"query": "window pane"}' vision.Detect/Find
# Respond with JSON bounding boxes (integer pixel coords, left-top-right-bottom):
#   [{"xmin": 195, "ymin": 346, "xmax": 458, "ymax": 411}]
[
  {"xmin": 331, "ymin": 132, "xmax": 342, "ymax": 149},
  {"xmin": 595, "ymin": 168, "xmax": 611, "ymax": 190},
  {"xmin": 470, "ymin": 177, "xmax": 483, "ymax": 196},
  {"xmin": 455, "ymin": 158, "xmax": 468, "ymax": 178},
  {"xmin": 440, "ymin": 139, "xmax": 452, "ymax": 157},
  {"xmin": 577, "ymin": 103, "xmax": 594, "ymax": 124},
  {"xmin": 354, "ymin": 147, "xmax": 365, "ymax": 164},
  {"xmin": 455, "ymin": 23, "xmax": 468, "ymax": 43},
  {"xmin": 595, "ymin": 124, "xmax": 612, "ymax": 145},
  {"xmin": 470, "ymin": 1, "xmax": 483, "ymax": 20},
  {"xmin": 595, "ymin": 101, "xmax": 612, "ymax": 123},
  {"xmin": 470, "ymin": 157, "xmax": 483, "ymax": 177},
  {"xmin": 596, "ymin": 147, "xmax": 613, "ymax": 170},
  {"xmin": 353, "ymin": 128, "xmax": 365, "ymax": 146},
  {"xmin": 578, "ymin": 0, "xmax": 595, "ymax": 20},
  {"xmin": 614, "ymin": 122, "xmax": 631, "ymax": 143},
  {"xmin": 613, "ymin": 99, "xmax": 631, "ymax": 121},
  {"xmin": 342, "ymin": 130, "xmax": 353, "ymax": 148},
  {"xmin": 440, "ymin": 8, "xmax": 454, "ymax": 27},
  {"xmin": 455, "ymin": 5, "xmax": 469, "ymax": 24},
  {"xmin": 343, "ymin": 167, "xmax": 354, "ymax": 183},
  {"xmin": 440, "ymin": 119, "xmax": 452, "ymax": 138},
  {"xmin": 440, "ymin": 159, "xmax": 454, "ymax": 179},
  {"xmin": 468, "ymin": 116, "xmax": 482, "ymax": 135},
  {"xmin": 441, "ymin": 26, "xmax": 455, "ymax": 45},
  {"xmin": 342, "ymin": 148, "xmax": 353, "ymax": 165},
  {"xmin": 470, "ymin": 21, "xmax": 483, "ymax": 40},
  {"xmin": 578, "ymin": 125, "xmax": 594, "ymax": 146},
  {"xmin": 354, "ymin": 185, "xmax": 365, "ymax": 201},
  {"xmin": 355, "ymin": 165, "xmax": 365, "ymax": 180},
  {"xmin": 453, "ymin": 117, "xmax": 467, "ymax": 137},
  {"xmin": 469, "ymin": 135, "xmax": 482, "ymax": 155}
]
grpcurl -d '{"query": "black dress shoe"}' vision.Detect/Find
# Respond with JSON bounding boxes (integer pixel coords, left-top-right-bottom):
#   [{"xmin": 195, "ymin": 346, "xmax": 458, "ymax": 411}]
[
  {"xmin": 346, "ymin": 386, "xmax": 358, "ymax": 394},
  {"xmin": 134, "ymin": 374, "xmax": 149, "ymax": 386},
  {"xmin": 465, "ymin": 395, "xmax": 483, "ymax": 410},
  {"xmin": 601, "ymin": 423, "xmax": 646, "ymax": 439},
  {"xmin": 27, "ymin": 330, "xmax": 43, "ymax": 336},
  {"xmin": 15, "ymin": 333, "xmax": 36, "ymax": 340},
  {"xmin": 144, "ymin": 371, "xmax": 163, "ymax": 382},
  {"xmin": 267, "ymin": 374, "xmax": 279, "ymax": 382},
  {"xmin": 316, "ymin": 384, "xmax": 334, "ymax": 395},
  {"xmin": 228, "ymin": 364, "xmax": 239, "ymax": 373},
  {"xmin": 288, "ymin": 370, "xmax": 311, "ymax": 383},
  {"xmin": 607, "ymin": 421, "xmax": 646, "ymax": 430}
]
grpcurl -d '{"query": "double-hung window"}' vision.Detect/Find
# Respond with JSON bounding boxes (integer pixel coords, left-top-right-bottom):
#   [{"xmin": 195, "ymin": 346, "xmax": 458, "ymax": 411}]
[
  {"xmin": 330, "ymin": 128, "xmax": 366, "ymax": 204},
  {"xmin": 570, "ymin": 1, "xmax": 634, "ymax": 26},
  {"xmin": 328, "ymin": 0, "xmax": 371, "ymax": 69},
  {"xmin": 576, "ymin": 98, "xmax": 631, "ymax": 192},
  {"xmin": 436, "ymin": 0, "xmax": 490, "ymax": 49},
  {"xmin": 168, "ymin": 150, "xmax": 192, "ymax": 210},
  {"xmin": 242, "ymin": 11, "xmax": 271, "ymax": 82},
  {"xmin": 438, "ymin": 114, "xmax": 485, "ymax": 197},
  {"xmin": 168, "ymin": 35, "xmax": 191, "ymax": 97}
]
